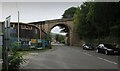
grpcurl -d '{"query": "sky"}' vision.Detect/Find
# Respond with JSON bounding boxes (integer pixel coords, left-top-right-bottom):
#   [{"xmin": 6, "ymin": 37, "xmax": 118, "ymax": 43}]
[
  {"xmin": 1, "ymin": 2, "xmax": 83, "ymax": 34},
  {"xmin": 51, "ymin": 26, "xmax": 67, "ymax": 35},
  {"xmin": 2, "ymin": 2, "xmax": 82, "ymax": 23},
  {"xmin": 1, "ymin": 0, "xmax": 119, "ymax": 34},
  {"xmin": 0, "ymin": 0, "xmax": 119, "ymax": 22}
]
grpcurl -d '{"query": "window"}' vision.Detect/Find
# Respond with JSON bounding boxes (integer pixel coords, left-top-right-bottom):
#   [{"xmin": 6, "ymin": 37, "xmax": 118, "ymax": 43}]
[
  {"xmin": 26, "ymin": 25, "xmax": 32, "ymax": 30},
  {"xmin": 28, "ymin": 26, "xmax": 32, "ymax": 30},
  {"xmin": 21, "ymin": 25, "xmax": 26, "ymax": 29},
  {"xmin": 10, "ymin": 24, "xmax": 15, "ymax": 29},
  {"xmin": 21, "ymin": 25, "xmax": 32, "ymax": 30},
  {"xmin": 35, "ymin": 29, "xmax": 37, "ymax": 34},
  {"xmin": 26, "ymin": 25, "xmax": 29, "ymax": 29}
]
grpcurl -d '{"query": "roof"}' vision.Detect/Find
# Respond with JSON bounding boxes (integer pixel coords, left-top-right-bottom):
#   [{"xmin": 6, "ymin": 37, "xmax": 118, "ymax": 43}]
[{"xmin": 10, "ymin": 22, "xmax": 40, "ymax": 30}]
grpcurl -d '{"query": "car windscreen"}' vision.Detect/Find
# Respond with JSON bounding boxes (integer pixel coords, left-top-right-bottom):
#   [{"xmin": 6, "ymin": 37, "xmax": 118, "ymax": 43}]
[{"xmin": 86, "ymin": 44, "xmax": 91, "ymax": 46}]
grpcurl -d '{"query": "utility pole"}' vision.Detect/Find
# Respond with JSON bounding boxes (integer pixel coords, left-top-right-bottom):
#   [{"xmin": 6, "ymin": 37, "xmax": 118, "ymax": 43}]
[{"xmin": 18, "ymin": 11, "xmax": 20, "ymax": 47}]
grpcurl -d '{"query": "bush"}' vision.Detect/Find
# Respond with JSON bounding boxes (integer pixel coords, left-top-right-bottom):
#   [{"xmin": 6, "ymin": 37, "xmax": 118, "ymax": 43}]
[{"xmin": 8, "ymin": 42, "xmax": 25, "ymax": 70}]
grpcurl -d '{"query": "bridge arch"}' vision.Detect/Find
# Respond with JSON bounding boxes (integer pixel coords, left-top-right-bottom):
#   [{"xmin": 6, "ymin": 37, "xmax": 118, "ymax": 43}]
[
  {"xmin": 49, "ymin": 23, "xmax": 71, "ymax": 45},
  {"xmin": 50, "ymin": 23, "xmax": 72, "ymax": 32},
  {"xmin": 29, "ymin": 18, "xmax": 80, "ymax": 46}
]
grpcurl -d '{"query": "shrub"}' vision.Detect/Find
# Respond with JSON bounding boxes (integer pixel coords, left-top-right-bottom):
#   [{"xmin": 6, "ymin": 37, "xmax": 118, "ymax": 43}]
[{"xmin": 8, "ymin": 42, "xmax": 25, "ymax": 70}]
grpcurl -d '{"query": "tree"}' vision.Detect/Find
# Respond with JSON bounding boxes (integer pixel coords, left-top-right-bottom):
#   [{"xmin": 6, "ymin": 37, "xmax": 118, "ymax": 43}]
[
  {"xmin": 55, "ymin": 34, "xmax": 65, "ymax": 43},
  {"xmin": 73, "ymin": 2, "xmax": 120, "ymax": 43},
  {"xmin": 93, "ymin": 2, "xmax": 120, "ymax": 39},
  {"xmin": 73, "ymin": 7, "xmax": 83, "ymax": 39},
  {"xmin": 62, "ymin": 7, "xmax": 77, "ymax": 18},
  {"xmin": 74, "ymin": 2, "xmax": 98, "ymax": 39},
  {"xmin": 55, "ymin": 34, "xmax": 59, "ymax": 42}
]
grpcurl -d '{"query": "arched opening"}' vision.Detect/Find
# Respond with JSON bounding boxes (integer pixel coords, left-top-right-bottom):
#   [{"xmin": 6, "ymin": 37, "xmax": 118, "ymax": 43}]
[{"xmin": 50, "ymin": 24, "xmax": 70, "ymax": 46}]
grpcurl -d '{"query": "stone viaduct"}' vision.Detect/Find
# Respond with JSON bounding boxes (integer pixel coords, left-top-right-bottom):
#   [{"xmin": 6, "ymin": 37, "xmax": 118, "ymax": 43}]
[{"xmin": 29, "ymin": 18, "xmax": 84, "ymax": 46}]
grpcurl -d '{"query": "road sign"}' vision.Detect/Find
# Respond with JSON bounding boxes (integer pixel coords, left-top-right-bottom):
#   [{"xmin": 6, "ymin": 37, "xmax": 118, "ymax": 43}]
[
  {"xmin": 2, "ymin": 16, "xmax": 11, "ymax": 71},
  {"xmin": 4, "ymin": 16, "xmax": 11, "ymax": 28}
]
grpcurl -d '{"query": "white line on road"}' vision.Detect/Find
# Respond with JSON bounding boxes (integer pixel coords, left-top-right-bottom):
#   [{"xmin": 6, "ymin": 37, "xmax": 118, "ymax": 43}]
[
  {"xmin": 0, "ymin": 59, "xmax": 2, "ymax": 64},
  {"xmin": 97, "ymin": 57, "xmax": 118, "ymax": 65},
  {"xmin": 0, "ymin": 61, "xmax": 2, "ymax": 64},
  {"xmin": 82, "ymin": 52, "xmax": 92, "ymax": 56}
]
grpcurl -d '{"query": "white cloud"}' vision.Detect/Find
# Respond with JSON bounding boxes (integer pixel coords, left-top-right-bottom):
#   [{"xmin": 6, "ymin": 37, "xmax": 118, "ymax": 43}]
[
  {"xmin": 51, "ymin": 26, "xmax": 67, "ymax": 35},
  {"xmin": 51, "ymin": 26, "xmax": 61, "ymax": 34}
]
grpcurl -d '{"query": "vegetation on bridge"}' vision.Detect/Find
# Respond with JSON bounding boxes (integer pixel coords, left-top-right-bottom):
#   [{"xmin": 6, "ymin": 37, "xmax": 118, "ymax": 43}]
[{"xmin": 62, "ymin": 7, "xmax": 77, "ymax": 19}]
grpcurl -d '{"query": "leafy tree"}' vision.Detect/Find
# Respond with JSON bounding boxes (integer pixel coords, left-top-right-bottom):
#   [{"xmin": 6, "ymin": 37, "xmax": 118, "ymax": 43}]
[
  {"xmin": 55, "ymin": 34, "xmax": 65, "ymax": 43},
  {"xmin": 93, "ymin": 2, "xmax": 120, "ymax": 39},
  {"xmin": 73, "ymin": 7, "xmax": 83, "ymax": 39},
  {"xmin": 8, "ymin": 42, "xmax": 25, "ymax": 70},
  {"xmin": 62, "ymin": 7, "xmax": 77, "ymax": 18},
  {"xmin": 55, "ymin": 34, "xmax": 59, "ymax": 42},
  {"xmin": 73, "ymin": 2, "xmax": 120, "ymax": 43},
  {"xmin": 74, "ymin": 2, "xmax": 97, "ymax": 39}
]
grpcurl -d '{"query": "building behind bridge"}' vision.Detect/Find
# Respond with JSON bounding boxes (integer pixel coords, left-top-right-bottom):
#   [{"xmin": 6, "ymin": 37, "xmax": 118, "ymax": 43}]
[
  {"xmin": 0, "ymin": 22, "xmax": 48, "ymax": 49},
  {"xmin": 10, "ymin": 22, "xmax": 40, "ymax": 42}
]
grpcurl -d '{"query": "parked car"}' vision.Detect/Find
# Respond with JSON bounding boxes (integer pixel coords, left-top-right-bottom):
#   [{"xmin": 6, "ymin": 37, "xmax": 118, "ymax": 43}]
[
  {"xmin": 96, "ymin": 44, "xmax": 120, "ymax": 55},
  {"xmin": 82, "ymin": 44, "xmax": 94, "ymax": 50}
]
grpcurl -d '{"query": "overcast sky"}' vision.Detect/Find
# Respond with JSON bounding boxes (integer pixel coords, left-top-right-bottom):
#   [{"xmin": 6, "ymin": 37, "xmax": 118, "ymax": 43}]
[
  {"xmin": 1, "ymin": 0, "xmax": 119, "ymax": 22},
  {"xmin": 2, "ymin": 2, "xmax": 82, "ymax": 23},
  {"xmin": 1, "ymin": 1, "xmax": 118, "ymax": 34},
  {"xmin": 1, "ymin": 2, "xmax": 83, "ymax": 34}
]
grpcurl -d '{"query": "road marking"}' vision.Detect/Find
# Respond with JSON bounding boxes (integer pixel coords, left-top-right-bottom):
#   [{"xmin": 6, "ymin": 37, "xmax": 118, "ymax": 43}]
[
  {"xmin": 97, "ymin": 57, "xmax": 118, "ymax": 65},
  {"xmin": 0, "ymin": 59, "xmax": 2, "ymax": 64},
  {"xmin": 0, "ymin": 61, "xmax": 2, "ymax": 64},
  {"xmin": 82, "ymin": 52, "xmax": 92, "ymax": 56}
]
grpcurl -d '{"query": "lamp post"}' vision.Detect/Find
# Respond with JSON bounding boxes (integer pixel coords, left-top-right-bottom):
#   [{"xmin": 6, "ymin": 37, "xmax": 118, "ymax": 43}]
[{"xmin": 18, "ymin": 11, "xmax": 20, "ymax": 48}]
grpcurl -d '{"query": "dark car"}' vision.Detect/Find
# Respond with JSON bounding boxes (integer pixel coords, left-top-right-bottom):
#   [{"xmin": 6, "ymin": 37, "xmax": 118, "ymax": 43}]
[
  {"xmin": 82, "ymin": 44, "xmax": 94, "ymax": 50},
  {"xmin": 96, "ymin": 44, "xmax": 120, "ymax": 55}
]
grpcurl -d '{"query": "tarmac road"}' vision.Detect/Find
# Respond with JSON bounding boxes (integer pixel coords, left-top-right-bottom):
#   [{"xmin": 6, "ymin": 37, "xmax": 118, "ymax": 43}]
[{"xmin": 21, "ymin": 44, "xmax": 119, "ymax": 71}]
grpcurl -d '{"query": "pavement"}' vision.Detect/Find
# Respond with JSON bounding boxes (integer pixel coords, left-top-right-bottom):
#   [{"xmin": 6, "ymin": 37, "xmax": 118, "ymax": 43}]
[{"xmin": 21, "ymin": 44, "xmax": 120, "ymax": 70}]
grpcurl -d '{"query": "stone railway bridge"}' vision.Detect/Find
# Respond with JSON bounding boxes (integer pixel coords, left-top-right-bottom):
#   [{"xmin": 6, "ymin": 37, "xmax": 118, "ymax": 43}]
[{"xmin": 29, "ymin": 18, "xmax": 84, "ymax": 46}]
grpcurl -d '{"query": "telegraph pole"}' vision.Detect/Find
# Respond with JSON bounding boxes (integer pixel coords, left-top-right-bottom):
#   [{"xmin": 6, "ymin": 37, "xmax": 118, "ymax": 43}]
[{"xmin": 18, "ymin": 11, "xmax": 20, "ymax": 47}]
